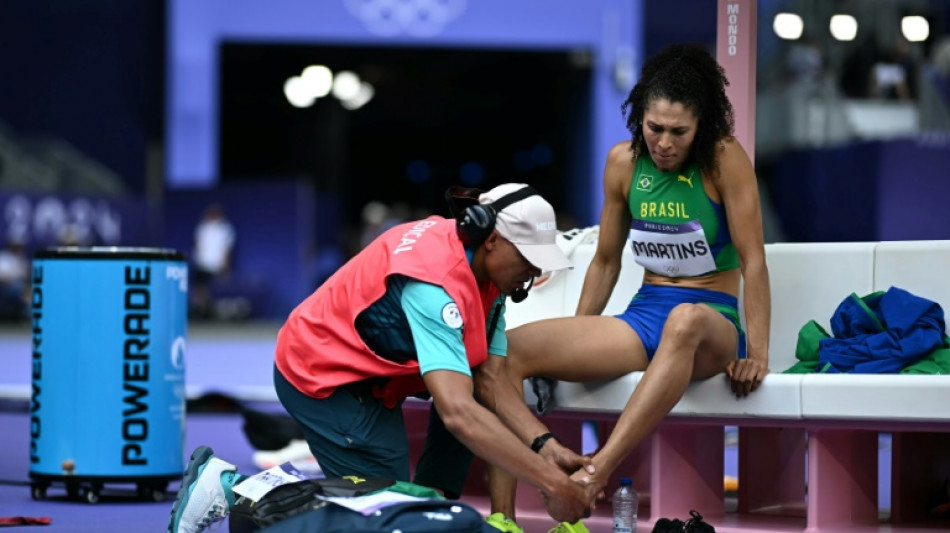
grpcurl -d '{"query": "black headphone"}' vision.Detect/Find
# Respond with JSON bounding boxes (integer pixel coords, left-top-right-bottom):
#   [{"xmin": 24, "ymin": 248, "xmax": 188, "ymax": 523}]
[
  {"xmin": 446, "ymin": 185, "xmax": 541, "ymax": 246},
  {"xmin": 445, "ymin": 185, "xmax": 541, "ymax": 303}
]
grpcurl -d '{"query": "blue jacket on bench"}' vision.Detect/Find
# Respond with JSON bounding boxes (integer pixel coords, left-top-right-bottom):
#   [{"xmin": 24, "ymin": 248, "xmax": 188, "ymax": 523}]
[{"xmin": 819, "ymin": 286, "xmax": 946, "ymax": 373}]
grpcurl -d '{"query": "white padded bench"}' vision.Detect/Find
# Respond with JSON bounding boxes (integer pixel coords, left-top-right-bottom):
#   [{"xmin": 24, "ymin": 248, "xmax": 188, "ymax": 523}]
[{"xmin": 505, "ymin": 238, "xmax": 950, "ymax": 533}]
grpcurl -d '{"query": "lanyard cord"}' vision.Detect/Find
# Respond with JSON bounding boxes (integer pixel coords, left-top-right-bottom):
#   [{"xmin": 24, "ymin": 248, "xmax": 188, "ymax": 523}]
[{"xmin": 486, "ymin": 301, "xmax": 503, "ymax": 347}]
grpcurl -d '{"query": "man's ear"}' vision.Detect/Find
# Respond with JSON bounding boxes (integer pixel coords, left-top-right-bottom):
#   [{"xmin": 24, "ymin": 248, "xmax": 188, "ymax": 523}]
[{"xmin": 482, "ymin": 230, "xmax": 501, "ymax": 250}]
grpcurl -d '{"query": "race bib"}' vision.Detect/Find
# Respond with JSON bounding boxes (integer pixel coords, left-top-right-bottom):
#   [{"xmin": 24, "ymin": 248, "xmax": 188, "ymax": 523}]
[{"xmin": 629, "ymin": 219, "xmax": 716, "ymax": 277}]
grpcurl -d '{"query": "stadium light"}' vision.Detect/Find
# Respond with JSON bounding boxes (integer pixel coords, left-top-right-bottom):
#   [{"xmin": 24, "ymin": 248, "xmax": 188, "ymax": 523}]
[
  {"xmin": 773, "ymin": 13, "xmax": 804, "ymax": 40},
  {"xmin": 829, "ymin": 14, "xmax": 858, "ymax": 42}
]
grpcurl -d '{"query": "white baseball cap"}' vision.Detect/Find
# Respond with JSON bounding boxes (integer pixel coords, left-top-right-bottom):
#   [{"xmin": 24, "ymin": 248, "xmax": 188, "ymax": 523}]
[{"xmin": 480, "ymin": 183, "xmax": 572, "ymax": 272}]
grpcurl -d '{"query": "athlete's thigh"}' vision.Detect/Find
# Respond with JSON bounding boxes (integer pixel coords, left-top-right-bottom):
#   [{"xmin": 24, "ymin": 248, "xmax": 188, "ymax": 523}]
[
  {"xmin": 690, "ymin": 304, "xmax": 741, "ymax": 379},
  {"xmin": 507, "ymin": 315, "xmax": 648, "ymax": 381}
]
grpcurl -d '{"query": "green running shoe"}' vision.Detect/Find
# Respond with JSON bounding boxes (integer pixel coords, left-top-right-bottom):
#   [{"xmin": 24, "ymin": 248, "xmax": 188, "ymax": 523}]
[
  {"xmin": 486, "ymin": 512, "xmax": 525, "ymax": 533},
  {"xmin": 546, "ymin": 520, "xmax": 591, "ymax": 533}
]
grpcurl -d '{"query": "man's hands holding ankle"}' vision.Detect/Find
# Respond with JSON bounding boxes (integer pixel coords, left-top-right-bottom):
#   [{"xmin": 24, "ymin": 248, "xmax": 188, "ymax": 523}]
[{"xmin": 538, "ymin": 436, "xmax": 595, "ymax": 478}]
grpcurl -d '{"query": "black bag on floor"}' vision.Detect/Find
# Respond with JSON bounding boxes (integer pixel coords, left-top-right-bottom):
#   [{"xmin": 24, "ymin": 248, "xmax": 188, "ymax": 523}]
[
  {"xmin": 258, "ymin": 498, "xmax": 495, "ymax": 533},
  {"xmin": 229, "ymin": 476, "xmax": 395, "ymax": 533},
  {"xmin": 652, "ymin": 510, "xmax": 716, "ymax": 532},
  {"xmin": 241, "ymin": 408, "xmax": 304, "ymax": 451}
]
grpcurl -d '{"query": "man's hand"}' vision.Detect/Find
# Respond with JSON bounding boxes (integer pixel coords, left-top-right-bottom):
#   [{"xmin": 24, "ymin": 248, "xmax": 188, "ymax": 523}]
[
  {"xmin": 540, "ymin": 440, "xmax": 595, "ymax": 477},
  {"xmin": 569, "ymin": 467, "xmax": 607, "ymax": 510},
  {"xmin": 725, "ymin": 358, "xmax": 769, "ymax": 397},
  {"xmin": 541, "ymin": 476, "xmax": 592, "ymax": 524}
]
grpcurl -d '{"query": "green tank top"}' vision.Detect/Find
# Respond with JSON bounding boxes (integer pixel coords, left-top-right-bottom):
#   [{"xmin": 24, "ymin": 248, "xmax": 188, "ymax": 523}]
[{"xmin": 627, "ymin": 156, "xmax": 739, "ymax": 277}]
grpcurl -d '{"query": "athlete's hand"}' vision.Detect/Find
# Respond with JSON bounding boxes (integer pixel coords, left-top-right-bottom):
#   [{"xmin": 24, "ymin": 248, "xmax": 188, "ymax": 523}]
[{"xmin": 726, "ymin": 358, "xmax": 769, "ymax": 397}]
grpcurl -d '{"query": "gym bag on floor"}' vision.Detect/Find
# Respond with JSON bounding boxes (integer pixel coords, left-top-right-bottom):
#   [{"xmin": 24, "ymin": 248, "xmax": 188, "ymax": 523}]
[
  {"xmin": 229, "ymin": 476, "xmax": 395, "ymax": 532},
  {"xmin": 258, "ymin": 498, "xmax": 496, "ymax": 533}
]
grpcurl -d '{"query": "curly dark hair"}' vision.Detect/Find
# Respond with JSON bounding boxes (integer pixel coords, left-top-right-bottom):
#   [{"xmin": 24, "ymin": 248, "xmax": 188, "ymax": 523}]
[{"xmin": 621, "ymin": 43, "xmax": 735, "ymax": 178}]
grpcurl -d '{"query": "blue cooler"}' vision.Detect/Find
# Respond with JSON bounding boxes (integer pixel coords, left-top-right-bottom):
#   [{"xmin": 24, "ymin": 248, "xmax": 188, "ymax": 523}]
[{"xmin": 29, "ymin": 247, "xmax": 188, "ymax": 503}]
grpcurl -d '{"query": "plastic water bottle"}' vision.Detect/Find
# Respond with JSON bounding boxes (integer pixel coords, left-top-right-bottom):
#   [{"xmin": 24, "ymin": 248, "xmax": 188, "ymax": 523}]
[{"xmin": 612, "ymin": 477, "xmax": 638, "ymax": 533}]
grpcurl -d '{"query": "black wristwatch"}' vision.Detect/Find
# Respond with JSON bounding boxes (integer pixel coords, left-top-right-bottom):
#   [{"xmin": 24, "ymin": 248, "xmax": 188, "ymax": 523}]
[{"xmin": 530, "ymin": 432, "xmax": 557, "ymax": 453}]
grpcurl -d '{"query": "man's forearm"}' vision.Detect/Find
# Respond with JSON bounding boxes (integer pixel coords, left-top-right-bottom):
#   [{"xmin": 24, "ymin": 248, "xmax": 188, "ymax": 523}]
[{"xmin": 477, "ymin": 371, "xmax": 551, "ymax": 446}]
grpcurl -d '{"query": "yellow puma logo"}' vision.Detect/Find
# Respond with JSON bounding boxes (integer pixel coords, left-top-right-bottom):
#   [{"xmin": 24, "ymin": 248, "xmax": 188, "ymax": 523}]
[
  {"xmin": 677, "ymin": 174, "xmax": 693, "ymax": 188},
  {"xmin": 342, "ymin": 475, "xmax": 367, "ymax": 484}
]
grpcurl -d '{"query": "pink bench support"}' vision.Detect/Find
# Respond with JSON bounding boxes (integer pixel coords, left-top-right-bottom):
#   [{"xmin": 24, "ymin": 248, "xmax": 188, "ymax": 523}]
[
  {"xmin": 738, "ymin": 427, "xmax": 806, "ymax": 516},
  {"xmin": 650, "ymin": 423, "xmax": 725, "ymax": 520},
  {"xmin": 804, "ymin": 429, "xmax": 878, "ymax": 531}
]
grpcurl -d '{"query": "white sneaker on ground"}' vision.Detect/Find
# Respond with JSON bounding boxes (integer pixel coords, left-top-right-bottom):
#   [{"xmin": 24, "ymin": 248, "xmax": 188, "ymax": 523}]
[
  {"xmin": 168, "ymin": 446, "xmax": 237, "ymax": 533},
  {"xmin": 252, "ymin": 439, "xmax": 322, "ymax": 475}
]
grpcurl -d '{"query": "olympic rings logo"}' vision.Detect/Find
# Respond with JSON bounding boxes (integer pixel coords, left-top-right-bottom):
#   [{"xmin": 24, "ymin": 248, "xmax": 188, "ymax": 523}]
[{"xmin": 344, "ymin": 0, "xmax": 467, "ymax": 37}]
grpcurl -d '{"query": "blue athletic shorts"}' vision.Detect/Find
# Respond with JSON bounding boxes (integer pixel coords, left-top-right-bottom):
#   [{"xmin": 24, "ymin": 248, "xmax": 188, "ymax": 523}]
[{"xmin": 614, "ymin": 284, "xmax": 747, "ymax": 361}]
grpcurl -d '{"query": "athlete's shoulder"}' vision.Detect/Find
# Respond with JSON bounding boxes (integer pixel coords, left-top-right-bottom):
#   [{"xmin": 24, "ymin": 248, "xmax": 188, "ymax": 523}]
[
  {"xmin": 607, "ymin": 140, "xmax": 635, "ymax": 164},
  {"xmin": 715, "ymin": 136, "xmax": 753, "ymax": 170},
  {"xmin": 717, "ymin": 136, "xmax": 747, "ymax": 156},
  {"xmin": 605, "ymin": 140, "xmax": 636, "ymax": 182}
]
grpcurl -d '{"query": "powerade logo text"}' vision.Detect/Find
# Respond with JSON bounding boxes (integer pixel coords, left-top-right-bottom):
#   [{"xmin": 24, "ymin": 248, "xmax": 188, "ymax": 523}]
[
  {"xmin": 122, "ymin": 266, "xmax": 151, "ymax": 465},
  {"xmin": 29, "ymin": 265, "xmax": 43, "ymax": 464}
]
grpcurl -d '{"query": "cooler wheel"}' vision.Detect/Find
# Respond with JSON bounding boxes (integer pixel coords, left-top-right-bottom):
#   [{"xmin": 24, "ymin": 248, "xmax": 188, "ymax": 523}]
[
  {"xmin": 82, "ymin": 487, "xmax": 100, "ymax": 504},
  {"xmin": 138, "ymin": 483, "xmax": 167, "ymax": 502},
  {"xmin": 30, "ymin": 484, "xmax": 47, "ymax": 501}
]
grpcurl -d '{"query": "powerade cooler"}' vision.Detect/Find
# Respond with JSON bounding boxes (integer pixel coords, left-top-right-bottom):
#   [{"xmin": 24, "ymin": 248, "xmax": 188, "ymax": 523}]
[{"xmin": 29, "ymin": 248, "xmax": 188, "ymax": 504}]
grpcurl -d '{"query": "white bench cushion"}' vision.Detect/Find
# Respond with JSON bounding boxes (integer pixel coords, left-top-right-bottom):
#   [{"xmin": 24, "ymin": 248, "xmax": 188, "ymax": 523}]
[
  {"xmin": 532, "ymin": 373, "xmax": 803, "ymax": 419},
  {"xmin": 672, "ymin": 373, "xmax": 802, "ymax": 418},
  {"xmin": 559, "ymin": 243, "xmax": 642, "ymax": 317},
  {"xmin": 801, "ymin": 374, "xmax": 950, "ymax": 421},
  {"xmin": 875, "ymin": 240, "xmax": 950, "ymax": 314},
  {"xmin": 759, "ymin": 242, "xmax": 876, "ymax": 372}
]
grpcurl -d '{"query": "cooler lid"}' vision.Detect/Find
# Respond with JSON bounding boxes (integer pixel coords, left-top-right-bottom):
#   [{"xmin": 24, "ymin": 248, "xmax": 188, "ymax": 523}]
[{"xmin": 33, "ymin": 247, "xmax": 186, "ymax": 261}]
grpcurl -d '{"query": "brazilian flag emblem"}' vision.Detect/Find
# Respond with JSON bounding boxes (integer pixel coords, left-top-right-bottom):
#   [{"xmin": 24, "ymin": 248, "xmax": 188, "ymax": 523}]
[{"xmin": 636, "ymin": 175, "xmax": 653, "ymax": 192}]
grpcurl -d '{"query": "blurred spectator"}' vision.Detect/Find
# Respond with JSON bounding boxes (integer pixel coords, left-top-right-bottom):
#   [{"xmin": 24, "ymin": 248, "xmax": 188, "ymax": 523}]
[
  {"xmin": 191, "ymin": 203, "xmax": 236, "ymax": 319},
  {"xmin": 355, "ymin": 200, "xmax": 411, "ymax": 253},
  {"xmin": 935, "ymin": 38, "xmax": 950, "ymax": 77},
  {"xmin": 785, "ymin": 35, "xmax": 824, "ymax": 87},
  {"xmin": 841, "ymin": 36, "xmax": 879, "ymax": 98},
  {"xmin": 358, "ymin": 201, "xmax": 390, "ymax": 251},
  {"xmin": 930, "ymin": 37, "xmax": 950, "ymax": 103},
  {"xmin": 870, "ymin": 40, "xmax": 917, "ymax": 101},
  {"xmin": 920, "ymin": 37, "xmax": 950, "ymax": 131},
  {"xmin": 386, "ymin": 202, "xmax": 411, "ymax": 230},
  {"xmin": 0, "ymin": 240, "xmax": 30, "ymax": 321}
]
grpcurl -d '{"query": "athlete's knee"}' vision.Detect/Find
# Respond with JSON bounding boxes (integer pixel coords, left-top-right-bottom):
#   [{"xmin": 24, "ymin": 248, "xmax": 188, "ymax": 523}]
[
  {"xmin": 503, "ymin": 328, "xmax": 536, "ymax": 379},
  {"xmin": 505, "ymin": 354, "xmax": 536, "ymax": 384},
  {"xmin": 661, "ymin": 303, "xmax": 708, "ymax": 345}
]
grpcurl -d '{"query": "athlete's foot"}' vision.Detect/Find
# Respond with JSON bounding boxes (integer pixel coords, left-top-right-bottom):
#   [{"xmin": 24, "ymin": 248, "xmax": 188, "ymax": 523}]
[{"xmin": 486, "ymin": 512, "xmax": 525, "ymax": 533}]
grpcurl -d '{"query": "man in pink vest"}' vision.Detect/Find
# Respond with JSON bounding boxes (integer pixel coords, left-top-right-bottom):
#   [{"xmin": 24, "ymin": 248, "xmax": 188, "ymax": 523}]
[{"xmin": 169, "ymin": 184, "xmax": 596, "ymax": 533}]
